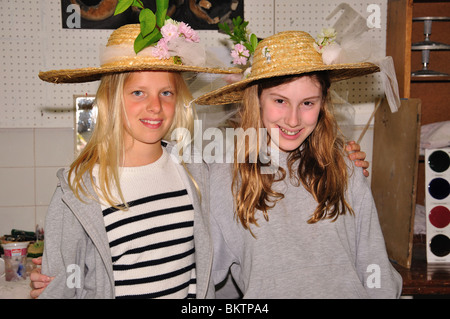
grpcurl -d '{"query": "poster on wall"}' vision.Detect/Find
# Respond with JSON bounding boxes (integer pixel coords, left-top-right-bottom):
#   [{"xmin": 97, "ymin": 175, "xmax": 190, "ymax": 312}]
[{"xmin": 61, "ymin": 0, "xmax": 244, "ymax": 30}]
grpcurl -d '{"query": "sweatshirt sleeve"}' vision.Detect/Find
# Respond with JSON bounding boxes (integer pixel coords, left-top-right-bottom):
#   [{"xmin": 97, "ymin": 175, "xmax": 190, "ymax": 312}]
[
  {"xmin": 210, "ymin": 213, "xmax": 232, "ymax": 284},
  {"xmin": 208, "ymin": 163, "xmax": 244, "ymax": 298},
  {"xmin": 39, "ymin": 184, "xmax": 77, "ymax": 299},
  {"xmin": 350, "ymin": 167, "xmax": 403, "ymax": 298}
]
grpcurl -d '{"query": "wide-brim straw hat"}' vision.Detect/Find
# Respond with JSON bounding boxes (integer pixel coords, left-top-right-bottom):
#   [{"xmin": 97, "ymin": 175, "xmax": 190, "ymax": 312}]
[
  {"xmin": 194, "ymin": 31, "xmax": 380, "ymax": 105},
  {"xmin": 39, "ymin": 24, "xmax": 240, "ymax": 84}
]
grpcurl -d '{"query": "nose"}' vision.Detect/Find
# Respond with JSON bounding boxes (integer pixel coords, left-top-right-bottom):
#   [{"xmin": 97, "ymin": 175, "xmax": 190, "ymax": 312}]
[
  {"xmin": 146, "ymin": 95, "xmax": 162, "ymax": 113},
  {"xmin": 285, "ymin": 106, "xmax": 299, "ymax": 127}
]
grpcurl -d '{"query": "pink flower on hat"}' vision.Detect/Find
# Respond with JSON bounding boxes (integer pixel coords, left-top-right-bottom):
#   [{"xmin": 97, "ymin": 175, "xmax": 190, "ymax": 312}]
[
  {"xmin": 231, "ymin": 43, "xmax": 250, "ymax": 65},
  {"xmin": 161, "ymin": 23, "xmax": 180, "ymax": 42},
  {"xmin": 153, "ymin": 39, "xmax": 170, "ymax": 59},
  {"xmin": 179, "ymin": 22, "xmax": 199, "ymax": 43}
]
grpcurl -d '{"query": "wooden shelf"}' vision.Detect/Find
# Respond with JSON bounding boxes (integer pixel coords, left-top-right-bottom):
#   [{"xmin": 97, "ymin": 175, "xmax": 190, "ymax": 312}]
[
  {"xmin": 375, "ymin": 1, "xmax": 450, "ymax": 273},
  {"xmin": 411, "ymin": 75, "xmax": 450, "ymax": 82},
  {"xmin": 393, "ymin": 236, "xmax": 450, "ymax": 296}
]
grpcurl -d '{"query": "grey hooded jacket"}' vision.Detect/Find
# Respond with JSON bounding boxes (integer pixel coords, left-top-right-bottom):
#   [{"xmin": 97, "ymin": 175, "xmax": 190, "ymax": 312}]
[{"xmin": 39, "ymin": 144, "xmax": 214, "ymax": 299}]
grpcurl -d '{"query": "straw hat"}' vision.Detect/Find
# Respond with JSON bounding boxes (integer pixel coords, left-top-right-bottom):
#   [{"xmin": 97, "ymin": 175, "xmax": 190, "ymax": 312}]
[
  {"xmin": 38, "ymin": 24, "xmax": 241, "ymax": 84},
  {"xmin": 194, "ymin": 31, "xmax": 380, "ymax": 105}
]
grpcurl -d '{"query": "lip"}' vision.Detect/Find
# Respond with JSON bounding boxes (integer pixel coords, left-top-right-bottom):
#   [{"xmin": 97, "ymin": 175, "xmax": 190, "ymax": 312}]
[
  {"xmin": 140, "ymin": 118, "xmax": 163, "ymax": 129},
  {"xmin": 278, "ymin": 125, "xmax": 302, "ymax": 139}
]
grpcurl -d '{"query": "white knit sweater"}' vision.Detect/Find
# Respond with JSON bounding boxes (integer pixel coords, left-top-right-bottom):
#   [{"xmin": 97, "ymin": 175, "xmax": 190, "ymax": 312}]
[{"xmin": 93, "ymin": 148, "xmax": 196, "ymax": 299}]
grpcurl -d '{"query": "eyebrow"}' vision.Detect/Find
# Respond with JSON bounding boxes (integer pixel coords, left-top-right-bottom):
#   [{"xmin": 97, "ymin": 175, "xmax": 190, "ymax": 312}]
[
  {"xmin": 126, "ymin": 84, "xmax": 174, "ymax": 91},
  {"xmin": 268, "ymin": 92, "xmax": 321, "ymax": 101}
]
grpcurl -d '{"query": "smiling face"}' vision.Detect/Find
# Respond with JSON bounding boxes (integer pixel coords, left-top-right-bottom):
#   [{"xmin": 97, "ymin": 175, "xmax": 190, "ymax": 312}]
[
  {"xmin": 259, "ymin": 75, "xmax": 323, "ymax": 152},
  {"xmin": 122, "ymin": 71, "xmax": 177, "ymax": 164}
]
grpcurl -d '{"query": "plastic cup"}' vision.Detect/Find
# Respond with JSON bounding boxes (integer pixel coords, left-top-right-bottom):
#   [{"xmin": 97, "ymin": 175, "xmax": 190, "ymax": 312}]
[{"xmin": 0, "ymin": 242, "xmax": 29, "ymax": 281}]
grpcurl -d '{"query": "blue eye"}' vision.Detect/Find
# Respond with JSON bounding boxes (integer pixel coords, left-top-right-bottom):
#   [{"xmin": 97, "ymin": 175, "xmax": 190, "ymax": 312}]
[
  {"xmin": 161, "ymin": 90, "xmax": 173, "ymax": 97},
  {"xmin": 132, "ymin": 90, "xmax": 144, "ymax": 97}
]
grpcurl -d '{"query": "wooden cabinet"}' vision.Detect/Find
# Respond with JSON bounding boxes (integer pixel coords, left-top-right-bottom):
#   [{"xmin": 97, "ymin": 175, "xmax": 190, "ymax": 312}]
[
  {"xmin": 373, "ymin": 0, "xmax": 450, "ymax": 269},
  {"xmin": 387, "ymin": 0, "xmax": 450, "ymax": 104},
  {"xmin": 410, "ymin": 1, "xmax": 450, "ymax": 208}
]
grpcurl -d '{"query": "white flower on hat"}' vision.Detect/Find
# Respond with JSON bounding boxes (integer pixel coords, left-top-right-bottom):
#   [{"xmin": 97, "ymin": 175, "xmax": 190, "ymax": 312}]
[
  {"xmin": 313, "ymin": 27, "xmax": 342, "ymax": 65},
  {"xmin": 317, "ymin": 27, "xmax": 337, "ymax": 44},
  {"xmin": 321, "ymin": 42, "xmax": 342, "ymax": 65},
  {"xmin": 314, "ymin": 27, "xmax": 337, "ymax": 54}
]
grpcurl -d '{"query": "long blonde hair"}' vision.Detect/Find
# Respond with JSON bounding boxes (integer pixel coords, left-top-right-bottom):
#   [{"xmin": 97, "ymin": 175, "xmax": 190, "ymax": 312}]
[
  {"xmin": 232, "ymin": 72, "xmax": 354, "ymax": 232},
  {"xmin": 68, "ymin": 71, "xmax": 196, "ymax": 209}
]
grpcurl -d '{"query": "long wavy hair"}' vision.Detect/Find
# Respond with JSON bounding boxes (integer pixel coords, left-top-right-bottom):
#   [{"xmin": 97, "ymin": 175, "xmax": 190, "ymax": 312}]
[
  {"xmin": 232, "ymin": 72, "xmax": 354, "ymax": 233},
  {"xmin": 68, "ymin": 71, "xmax": 196, "ymax": 209}
]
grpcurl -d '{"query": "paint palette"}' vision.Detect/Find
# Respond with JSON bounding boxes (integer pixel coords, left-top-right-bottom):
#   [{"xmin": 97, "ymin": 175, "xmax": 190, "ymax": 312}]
[{"xmin": 425, "ymin": 147, "xmax": 450, "ymax": 262}]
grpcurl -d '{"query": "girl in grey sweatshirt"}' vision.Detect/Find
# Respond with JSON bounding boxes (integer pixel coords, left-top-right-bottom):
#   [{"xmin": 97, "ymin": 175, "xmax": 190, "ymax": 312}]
[{"xmin": 195, "ymin": 29, "xmax": 403, "ymax": 298}]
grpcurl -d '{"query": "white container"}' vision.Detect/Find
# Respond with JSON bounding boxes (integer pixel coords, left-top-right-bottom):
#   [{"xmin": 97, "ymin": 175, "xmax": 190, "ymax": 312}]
[{"xmin": 0, "ymin": 242, "xmax": 29, "ymax": 281}]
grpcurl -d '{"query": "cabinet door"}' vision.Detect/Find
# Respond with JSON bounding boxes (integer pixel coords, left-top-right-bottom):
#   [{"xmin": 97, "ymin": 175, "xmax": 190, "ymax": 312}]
[{"xmin": 372, "ymin": 98, "xmax": 421, "ymax": 268}]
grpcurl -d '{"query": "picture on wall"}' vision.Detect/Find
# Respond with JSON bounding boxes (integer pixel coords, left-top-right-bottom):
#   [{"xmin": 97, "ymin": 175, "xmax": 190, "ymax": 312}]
[{"xmin": 61, "ymin": 0, "xmax": 244, "ymax": 30}]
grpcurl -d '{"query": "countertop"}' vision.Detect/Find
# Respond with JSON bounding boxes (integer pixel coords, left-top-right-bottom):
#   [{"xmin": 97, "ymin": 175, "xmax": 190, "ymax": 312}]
[{"xmin": 0, "ymin": 276, "xmax": 31, "ymax": 299}]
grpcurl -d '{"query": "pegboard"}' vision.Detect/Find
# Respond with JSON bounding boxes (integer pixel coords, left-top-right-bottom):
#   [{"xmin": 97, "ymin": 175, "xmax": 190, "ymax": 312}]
[
  {"xmin": 272, "ymin": 0, "xmax": 387, "ymax": 105},
  {"xmin": 0, "ymin": 0, "xmax": 387, "ymax": 128}
]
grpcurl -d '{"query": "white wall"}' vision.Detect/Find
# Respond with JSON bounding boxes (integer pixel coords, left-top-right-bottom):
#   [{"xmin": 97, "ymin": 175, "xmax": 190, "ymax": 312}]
[
  {"xmin": 0, "ymin": 128, "xmax": 74, "ymax": 235},
  {"xmin": 0, "ymin": 0, "xmax": 386, "ymax": 235}
]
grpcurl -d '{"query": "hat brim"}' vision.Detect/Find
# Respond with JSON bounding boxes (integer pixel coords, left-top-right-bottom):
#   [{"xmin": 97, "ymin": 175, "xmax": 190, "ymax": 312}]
[
  {"xmin": 39, "ymin": 64, "xmax": 241, "ymax": 84},
  {"xmin": 194, "ymin": 62, "xmax": 380, "ymax": 105}
]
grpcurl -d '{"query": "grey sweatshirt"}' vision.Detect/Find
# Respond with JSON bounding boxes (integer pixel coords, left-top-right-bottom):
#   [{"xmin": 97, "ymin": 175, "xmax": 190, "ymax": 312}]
[
  {"xmin": 209, "ymin": 152, "xmax": 403, "ymax": 298},
  {"xmin": 39, "ymin": 143, "xmax": 214, "ymax": 299}
]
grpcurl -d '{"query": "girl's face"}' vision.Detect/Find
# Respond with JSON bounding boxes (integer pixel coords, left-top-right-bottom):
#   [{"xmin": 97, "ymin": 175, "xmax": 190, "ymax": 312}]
[
  {"xmin": 122, "ymin": 71, "xmax": 177, "ymax": 154},
  {"xmin": 260, "ymin": 76, "xmax": 323, "ymax": 152}
]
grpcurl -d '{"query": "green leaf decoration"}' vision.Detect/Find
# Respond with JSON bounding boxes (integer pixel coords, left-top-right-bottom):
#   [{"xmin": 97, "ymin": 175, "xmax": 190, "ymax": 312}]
[
  {"xmin": 139, "ymin": 8, "xmax": 156, "ymax": 37},
  {"xmin": 218, "ymin": 22, "xmax": 231, "ymax": 36},
  {"xmin": 134, "ymin": 28, "xmax": 162, "ymax": 54},
  {"xmin": 132, "ymin": 0, "xmax": 144, "ymax": 9},
  {"xmin": 114, "ymin": 0, "xmax": 170, "ymax": 53},
  {"xmin": 219, "ymin": 16, "xmax": 259, "ymax": 58},
  {"xmin": 173, "ymin": 56, "xmax": 182, "ymax": 65},
  {"xmin": 156, "ymin": 0, "xmax": 169, "ymax": 27},
  {"xmin": 157, "ymin": 0, "xmax": 169, "ymax": 10},
  {"xmin": 114, "ymin": 0, "xmax": 134, "ymax": 15},
  {"xmin": 250, "ymin": 33, "xmax": 258, "ymax": 51}
]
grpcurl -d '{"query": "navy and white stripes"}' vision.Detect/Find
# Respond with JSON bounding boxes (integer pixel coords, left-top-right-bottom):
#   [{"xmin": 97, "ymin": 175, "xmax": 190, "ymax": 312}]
[{"xmin": 94, "ymin": 149, "xmax": 196, "ymax": 299}]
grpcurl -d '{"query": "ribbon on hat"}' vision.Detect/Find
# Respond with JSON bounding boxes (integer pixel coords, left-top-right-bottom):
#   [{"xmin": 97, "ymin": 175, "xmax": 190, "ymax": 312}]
[{"xmin": 317, "ymin": 26, "xmax": 400, "ymax": 113}]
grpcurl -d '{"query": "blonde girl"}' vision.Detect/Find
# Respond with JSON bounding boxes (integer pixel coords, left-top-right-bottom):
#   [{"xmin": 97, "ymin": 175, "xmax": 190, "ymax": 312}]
[{"xmin": 32, "ymin": 23, "xmax": 238, "ymax": 299}]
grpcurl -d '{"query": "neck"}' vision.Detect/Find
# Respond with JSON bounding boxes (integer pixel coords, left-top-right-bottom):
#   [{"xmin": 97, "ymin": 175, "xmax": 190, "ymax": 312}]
[{"xmin": 121, "ymin": 141, "xmax": 164, "ymax": 167}]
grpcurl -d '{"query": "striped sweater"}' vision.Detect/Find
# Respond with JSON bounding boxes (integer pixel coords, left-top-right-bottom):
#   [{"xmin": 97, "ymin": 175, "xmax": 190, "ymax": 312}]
[{"xmin": 93, "ymin": 149, "xmax": 196, "ymax": 299}]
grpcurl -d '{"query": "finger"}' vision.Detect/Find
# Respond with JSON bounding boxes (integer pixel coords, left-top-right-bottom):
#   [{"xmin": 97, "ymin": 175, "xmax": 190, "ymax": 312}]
[
  {"xmin": 363, "ymin": 169, "xmax": 370, "ymax": 177},
  {"xmin": 30, "ymin": 269, "xmax": 52, "ymax": 288},
  {"xmin": 32, "ymin": 257, "xmax": 42, "ymax": 266},
  {"xmin": 360, "ymin": 160, "xmax": 369, "ymax": 170},
  {"xmin": 346, "ymin": 141, "xmax": 360, "ymax": 152},
  {"xmin": 30, "ymin": 287, "xmax": 45, "ymax": 299},
  {"xmin": 30, "ymin": 281, "xmax": 48, "ymax": 290},
  {"xmin": 30, "ymin": 266, "xmax": 42, "ymax": 278},
  {"xmin": 354, "ymin": 160, "xmax": 370, "ymax": 169},
  {"xmin": 350, "ymin": 151, "xmax": 367, "ymax": 162}
]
